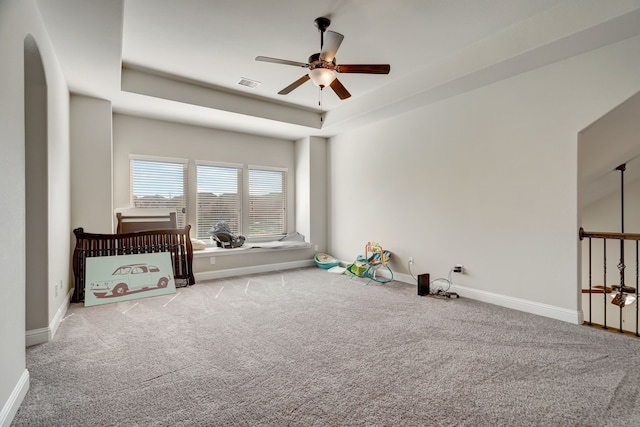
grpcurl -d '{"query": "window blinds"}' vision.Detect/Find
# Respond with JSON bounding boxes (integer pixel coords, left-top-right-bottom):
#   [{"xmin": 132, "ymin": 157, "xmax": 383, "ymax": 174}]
[
  {"xmin": 196, "ymin": 163, "xmax": 243, "ymax": 239},
  {"xmin": 248, "ymin": 167, "xmax": 287, "ymax": 238},
  {"xmin": 130, "ymin": 157, "xmax": 187, "ymax": 227}
]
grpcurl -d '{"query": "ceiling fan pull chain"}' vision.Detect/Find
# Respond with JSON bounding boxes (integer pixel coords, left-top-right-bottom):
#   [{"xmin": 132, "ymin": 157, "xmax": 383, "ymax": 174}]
[{"xmin": 319, "ymin": 87, "xmax": 323, "ymax": 122}]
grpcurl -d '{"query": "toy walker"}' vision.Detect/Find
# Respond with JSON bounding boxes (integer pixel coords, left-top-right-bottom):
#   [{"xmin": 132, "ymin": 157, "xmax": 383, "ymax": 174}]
[{"xmin": 363, "ymin": 242, "xmax": 393, "ymax": 284}]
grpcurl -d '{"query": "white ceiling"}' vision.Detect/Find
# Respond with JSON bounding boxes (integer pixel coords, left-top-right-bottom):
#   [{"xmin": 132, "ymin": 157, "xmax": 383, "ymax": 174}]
[{"xmin": 36, "ymin": 0, "xmax": 640, "ymax": 140}]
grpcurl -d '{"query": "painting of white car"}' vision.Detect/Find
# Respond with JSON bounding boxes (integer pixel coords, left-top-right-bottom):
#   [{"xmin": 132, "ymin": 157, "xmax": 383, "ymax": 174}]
[{"xmin": 90, "ymin": 263, "xmax": 171, "ymax": 298}]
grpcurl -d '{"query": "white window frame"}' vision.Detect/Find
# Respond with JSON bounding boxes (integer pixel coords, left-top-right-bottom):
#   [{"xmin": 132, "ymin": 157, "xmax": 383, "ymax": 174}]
[
  {"xmin": 195, "ymin": 160, "xmax": 243, "ymax": 240},
  {"xmin": 194, "ymin": 162, "xmax": 288, "ymax": 241},
  {"xmin": 129, "ymin": 154, "xmax": 188, "ymax": 228},
  {"xmin": 247, "ymin": 165, "xmax": 288, "ymax": 240}
]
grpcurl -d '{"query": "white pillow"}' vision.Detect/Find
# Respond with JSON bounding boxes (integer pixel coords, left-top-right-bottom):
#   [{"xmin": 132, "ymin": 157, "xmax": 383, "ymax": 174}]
[{"xmin": 191, "ymin": 238, "xmax": 207, "ymax": 251}]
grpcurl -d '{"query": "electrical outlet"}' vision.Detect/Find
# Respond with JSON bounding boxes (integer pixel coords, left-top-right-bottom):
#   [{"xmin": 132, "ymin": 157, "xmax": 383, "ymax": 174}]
[
  {"xmin": 453, "ymin": 264, "xmax": 464, "ymax": 274},
  {"xmin": 314, "ymin": 244, "xmax": 318, "ymax": 252},
  {"xmin": 209, "ymin": 257, "xmax": 216, "ymax": 265},
  {"xmin": 409, "ymin": 257, "xmax": 414, "ymax": 264}
]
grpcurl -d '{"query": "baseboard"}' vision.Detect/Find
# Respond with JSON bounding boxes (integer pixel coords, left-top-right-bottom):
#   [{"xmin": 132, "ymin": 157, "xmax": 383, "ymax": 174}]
[
  {"xmin": 25, "ymin": 288, "xmax": 72, "ymax": 347},
  {"xmin": 51, "ymin": 288, "xmax": 73, "ymax": 339},
  {"xmin": 386, "ymin": 270, "xmax": 580, "ymax": 324},
  {"xmin": 0, "ymin": 369, "xmax": 29, "ymax": 427},
  {"xmin": 453, "ymin": 284, "xmax": 582, "ymax": 324},
  {"xmin": 195, "ymin": 259, "xmax": 316, "ymax": 282},
  {"xmin": 388, "ymin": 271, "xmax": 415, "ymax": 285},
  {"xmin": 25, "ymin": 327, "xmax": 49, "ymax": 347}
]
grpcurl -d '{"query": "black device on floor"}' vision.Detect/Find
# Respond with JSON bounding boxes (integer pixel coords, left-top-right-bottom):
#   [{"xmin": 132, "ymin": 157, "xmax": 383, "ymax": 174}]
[{"xmin": 418, "ymin": 273, "xmax": 430, "ymax": 296}]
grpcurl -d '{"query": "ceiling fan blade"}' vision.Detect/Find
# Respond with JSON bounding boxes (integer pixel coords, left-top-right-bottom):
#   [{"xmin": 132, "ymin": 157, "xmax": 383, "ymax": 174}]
[
  {"xmin": 329, "ymin": 78, "xmax": 351, "ymax": 100},
  {"xmin": 320, "ymin": 31, "xmax": 344, "ymax": 62},
  {"xmin": 278, "ymin": 74, "xmax": 311, "ymax": 95},
  {"xmin": 591, "ymin": 285, "xmax": 613, "ymax": 293},
  {"xmin": 256, "ymin": 56, "xmax": 309, "ymax": 68},
  {"xmin": 336, "ymin": 64, "xmax": 391, "ymax": 74}
]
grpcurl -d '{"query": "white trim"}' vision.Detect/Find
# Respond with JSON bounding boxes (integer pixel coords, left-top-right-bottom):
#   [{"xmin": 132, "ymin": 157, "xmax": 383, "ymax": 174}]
[
  {"xmin": 0, "ymin": 369, "xmax": 29, "ymax": 427},
  {"xmin": 390, "ymin": 271, "xmax": 415, "ymax": 284},
  {"xmin": 25, "ymin": 288, "xmax": 71, "ymax": 346},
  {"xmin": 193, "ymin": 243, "xmax": 312, "ymax": 258},
  {"xmin": 129, "ymin": 153, "xmax": 188, "ymax": 164},
  {"xmin": 50, "ymin": 288, "xmax": 72, "ymax": 340},
  {"xmin": 195, "ymin": 159, "xmax": 243, "ymax": 169},
  {"xmin": 389, "ymin": 270, "xmax": 581, "ymax": 324},
  {"xmin": 452, "ymin": 285, "xmax": 581, "ymax": 324},
  {"xmin": 113, "ymin": 207, "xmax": 176, "ymax": 217},
  {"xmin": 194, "ymin": 259, "xmax": 315, "ymax": 281},
  {"xmin": 25, "ymin": 327, "xmax": 49, "ymax": 347},
  {"xmin": 248, "ymin": 165, "xmax": 288, "ymax": 172}
]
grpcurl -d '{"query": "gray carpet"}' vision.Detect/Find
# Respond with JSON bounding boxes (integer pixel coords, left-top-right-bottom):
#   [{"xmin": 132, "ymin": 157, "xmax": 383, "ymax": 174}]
[{"xmin": 12, "ymin": 267, "xmax": 640, "ymax": 426}]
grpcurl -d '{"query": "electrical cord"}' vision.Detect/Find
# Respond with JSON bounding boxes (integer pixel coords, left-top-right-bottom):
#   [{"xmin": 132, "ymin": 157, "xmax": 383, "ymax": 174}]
[
  {"xmin": 409, "ymin": 260, "xmax": 457, "ymax": 296},
  {"xmin": 408, "ymin": 259, "xmax": 417, "ymax": 282},
  {"xmin": 430, "ymin": 267, "xmax": 455, "ymax": 296}
]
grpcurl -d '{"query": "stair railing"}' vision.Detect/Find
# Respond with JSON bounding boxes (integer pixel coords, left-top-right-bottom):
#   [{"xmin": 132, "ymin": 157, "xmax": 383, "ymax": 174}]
[{"xmin": 579, "ymin": 227, "xmax": 639, "ymax": 335}]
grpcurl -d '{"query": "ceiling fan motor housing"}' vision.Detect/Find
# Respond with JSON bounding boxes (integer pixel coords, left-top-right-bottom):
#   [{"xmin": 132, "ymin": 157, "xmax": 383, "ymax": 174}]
[
  {"xmin": 314, "ymin": 17, "xmax": 331, "ymax": 32},
  {"xmin": 308, "ymin": 53, "xmax": 336, "ymax": 70}
]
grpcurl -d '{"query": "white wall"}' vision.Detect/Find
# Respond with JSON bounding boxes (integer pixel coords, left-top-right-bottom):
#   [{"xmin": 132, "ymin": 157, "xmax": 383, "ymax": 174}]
[
  {"xmin": 295, "ymin": 136, "xmax": 328, "ymax": 252},
  {"xmin": 0, "ymin": 0, "xmax": 69, "ymax": 424},
  {"xmin": 45, "ymin": 23, "xmax": 71, "ymax": 344},
  {"xmin": 327, "ymin": 35, "xmax": 640, "ymax": 323},
  {"xmin": 295, "ymin": 137, "xmax": 311, "ymax": 241},
  {"xmin": 308, "ymin": 137, "xmax": 328, "ymax": 252},
  {"xmin": 579, "ymin": 91, "xmax": 640, "ymax": 209}
]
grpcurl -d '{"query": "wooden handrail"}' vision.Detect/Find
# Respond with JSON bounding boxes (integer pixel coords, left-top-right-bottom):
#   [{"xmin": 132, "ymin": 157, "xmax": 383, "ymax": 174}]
[{"xmin": 579, "ymin": 227, "xmax": 640, "ymax": 241}]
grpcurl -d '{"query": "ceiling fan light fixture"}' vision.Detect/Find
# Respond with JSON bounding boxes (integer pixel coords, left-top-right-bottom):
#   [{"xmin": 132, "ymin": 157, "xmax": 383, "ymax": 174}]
[
  {"xmin": 309, "ymin": 68, "xmax": 336, "ymax": 88},
  {"xmin": 611, "ymin": 292, "xmax": 636, "ymax": 307}
]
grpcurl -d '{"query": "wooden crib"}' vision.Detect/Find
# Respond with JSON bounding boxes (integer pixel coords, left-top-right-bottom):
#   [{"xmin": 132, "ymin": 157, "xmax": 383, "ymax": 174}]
[{"xmin": 72, "ymin": 225, "xmax": 195, "ymax": 303}]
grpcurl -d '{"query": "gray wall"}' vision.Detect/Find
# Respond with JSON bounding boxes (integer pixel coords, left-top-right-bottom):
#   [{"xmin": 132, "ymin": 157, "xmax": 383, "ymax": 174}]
[
  {"xmin": 112, "ymin": 114, "xmax": 297, "ymax": 234},
  {"xmin": 70, "ymin": 95, "xmax": 113, "ymax": 234},
  {"xmin": 108, "ymin": 114, "xmax": 321, "ymax": 274},
  {"xmin": 24, "ymin": 34, "xmax": 48, "ymax": 333},
  {"xmin": 69, "ymin": 110, "xmax": 330, "ymax": 280}
]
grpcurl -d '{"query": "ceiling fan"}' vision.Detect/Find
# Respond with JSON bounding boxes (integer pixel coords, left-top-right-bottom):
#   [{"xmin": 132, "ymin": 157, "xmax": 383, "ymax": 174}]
[{"xmin": 255, "ymin": 17, "xmax": 390, "ymax": 100}]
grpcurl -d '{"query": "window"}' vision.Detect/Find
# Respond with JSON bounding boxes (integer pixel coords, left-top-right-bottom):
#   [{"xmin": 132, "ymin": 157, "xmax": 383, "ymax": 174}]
[
  {"xmin": 131, "ymin": 156, "xmax": 289, "ymax": 241},
  {"xmin": 248, "ymin": 166, "xmax": 287, "ymax": 239},
  {"xmin": 196, "ymin": 162, "xmax": 243, "ymax": 239},
  {"xmin": 130, "ymin": 156, "xmax": 187, "ymax": 227}
]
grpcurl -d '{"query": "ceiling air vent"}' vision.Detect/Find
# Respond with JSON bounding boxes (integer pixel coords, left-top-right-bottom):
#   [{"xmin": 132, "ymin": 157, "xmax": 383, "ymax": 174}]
[{"xmin": 237, "ymin": 77, "xmax": 260, "ymax": 89}]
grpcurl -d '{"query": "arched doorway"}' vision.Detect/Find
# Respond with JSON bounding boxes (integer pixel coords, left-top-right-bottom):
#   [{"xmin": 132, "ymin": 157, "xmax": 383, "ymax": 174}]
[{"xmin": 24, "ymin": 34, "xmax": 49, "ymax": 345}]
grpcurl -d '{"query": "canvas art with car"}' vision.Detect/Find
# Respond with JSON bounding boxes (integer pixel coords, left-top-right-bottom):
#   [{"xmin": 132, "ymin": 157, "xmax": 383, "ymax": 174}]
[{"xmin": 84, "ymin": 253, "xmax": 176, "ymax": 306}]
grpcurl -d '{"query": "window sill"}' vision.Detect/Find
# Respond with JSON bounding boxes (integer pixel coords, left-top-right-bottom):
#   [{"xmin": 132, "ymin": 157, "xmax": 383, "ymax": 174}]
[{"xmin": 192, "ymin": 242, "xmax": 312, "ymax": 258}]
